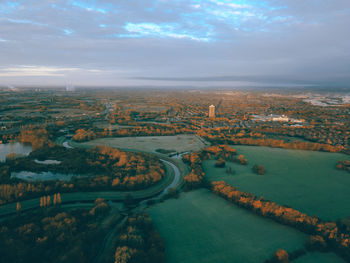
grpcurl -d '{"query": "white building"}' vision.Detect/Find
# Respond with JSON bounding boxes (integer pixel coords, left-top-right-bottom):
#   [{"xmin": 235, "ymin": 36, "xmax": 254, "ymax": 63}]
[
  {"xmin": 272, "ymin": 115, "xmax": 289, "ymax": 122},
  {"xmin": 209, "ymin": 105, "xmax": 215, "ymax": 118}
]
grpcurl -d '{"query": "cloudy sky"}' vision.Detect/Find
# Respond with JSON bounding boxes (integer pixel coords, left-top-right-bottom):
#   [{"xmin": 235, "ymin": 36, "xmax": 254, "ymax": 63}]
[{"xmin": 0, "ymin": 0, "xmax": 349, "ymax": 87}]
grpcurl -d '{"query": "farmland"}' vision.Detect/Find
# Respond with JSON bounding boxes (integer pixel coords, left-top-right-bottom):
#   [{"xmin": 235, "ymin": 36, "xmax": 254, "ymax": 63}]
[
  {"xmin": 148, "ymin": 189, "xmax": 310, "ymax": 263},
  {"xmin": 202, "ymin": 145, "xmax": 350, "ymax": 221},
  {"xmin": 80, "ymin": 134, "xmax": 208, "ymax": 154}
]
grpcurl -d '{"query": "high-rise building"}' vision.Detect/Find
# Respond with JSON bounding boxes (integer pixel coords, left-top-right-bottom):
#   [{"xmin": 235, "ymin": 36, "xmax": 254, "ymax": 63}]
[{"xmin": 209, "ymin": 104, "xmax": 215, "ymax": 118}]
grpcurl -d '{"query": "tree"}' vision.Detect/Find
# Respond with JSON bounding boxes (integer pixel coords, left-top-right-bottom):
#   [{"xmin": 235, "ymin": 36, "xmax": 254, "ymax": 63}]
[
  {"xmin": 215, "ymin": 158, "xmax": 226, "ymax": 168},
  {"xmin": 115, "ymin": 246, "xmax": 136, "ymax": 263},
  {"xmin": 57, "ymin": 193, "xmax": 62, "ymax": 204},
  {"xmin": 273, "ymin": 249, "xmax": 289, "ymax": 263},
  {"xmin": 16, "ymin": 202, "xmax": 21, "ymax": 212},
  {"xmin": 237, "ymin": 154, "xmax": 247, "ymax": 165}
]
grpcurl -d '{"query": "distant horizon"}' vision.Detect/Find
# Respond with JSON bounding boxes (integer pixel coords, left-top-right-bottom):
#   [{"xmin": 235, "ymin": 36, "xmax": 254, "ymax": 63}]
[{"xmin": 1, "ymin": 83, "xmax": 350, "ymax": 93}]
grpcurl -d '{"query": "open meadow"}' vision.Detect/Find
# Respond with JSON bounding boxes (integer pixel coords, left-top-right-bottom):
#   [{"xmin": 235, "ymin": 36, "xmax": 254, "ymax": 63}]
[
  {"xmin": 148, "ymin": 189, "xmax": 314, "ymax": 263},
  {"xmin": 202, "ymin": 145, "xmax": 350, "ymax": 221},
  {"xmin": 80, "ymin": 134, "xmax": 207, "ymax": 153},
  {"xmin": 294, "ymin": 252, "xmax": 346, "ymax": 263}
]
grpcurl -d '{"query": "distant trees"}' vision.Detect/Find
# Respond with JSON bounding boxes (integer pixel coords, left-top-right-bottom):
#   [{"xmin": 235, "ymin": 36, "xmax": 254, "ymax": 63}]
[
  {"xmin": 72, "ymin": 124, "xmax": 193, "ymax": 143},
  {"xmin": 20, "ymin": 126, "xmax": 54, "ymax": 150},
  {"xmin": 204, "ymin": 135, "xmax": 345, "ymax": 154},
  {"xmin": 73, "ymin": 128, "xmax": 96, "ymax": 142}
]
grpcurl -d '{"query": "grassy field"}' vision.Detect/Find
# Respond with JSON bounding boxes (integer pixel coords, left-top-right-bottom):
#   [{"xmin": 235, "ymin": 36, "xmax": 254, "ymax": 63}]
[
  {"xmin": 148, "ymin": 189, "xmax": 308, "ymax": 263},
  {"xmin": 80, "ymin": 135, "xmax": 207, "ymax": 153},
  {"xmin": 202, "ymin": 145, "xmax": 350, "ymax": 221},
  {"xmin": 294, "ymin": 252, "xmax": 345, "ymax": 263},
  {"xmin": 93, "ymin": 121, "xmax": 134, "ymax": 130}
]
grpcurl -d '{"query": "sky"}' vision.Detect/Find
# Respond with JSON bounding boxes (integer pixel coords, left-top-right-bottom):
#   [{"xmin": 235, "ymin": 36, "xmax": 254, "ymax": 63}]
[{"xmin": 0, "ymin": 0, "xmax": 349, "ymax": 88}]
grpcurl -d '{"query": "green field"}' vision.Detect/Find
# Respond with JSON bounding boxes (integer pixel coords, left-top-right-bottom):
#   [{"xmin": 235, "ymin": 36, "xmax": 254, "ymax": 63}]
[
  {"xmin": 148, "ymin": 189, "xmax": 308, "ymax": 263},
  {"xmin": 202, "ymin": 145, "xmax": 350, "ymax": 221},
  {"xmin": 294, "ymin": 252, "xmax": 345, "ymax": 263},
  {"xmin": 80, "ymin": 135, "xmax": 207, "ymax": 153}
]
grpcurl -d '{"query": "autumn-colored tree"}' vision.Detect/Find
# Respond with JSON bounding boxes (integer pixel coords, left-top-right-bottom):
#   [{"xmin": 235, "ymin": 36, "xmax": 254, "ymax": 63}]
[
  {"xmin": 57, "ymin": 193, "xmax": 62, "ymax": 204},
  {"xmin": 115, "ymin": 246, "xmax": 136, "ymax": 263},
  {"xmin": 273, "ymin": 249, "xmax": 289, "ymax": 263},
  {"xmin": 16, "ymin": 201, "xmax": 21, "ymax": 212},
  {"xmin": 46, "ymin": 195, "xmax": 51, "ymax": 207}
]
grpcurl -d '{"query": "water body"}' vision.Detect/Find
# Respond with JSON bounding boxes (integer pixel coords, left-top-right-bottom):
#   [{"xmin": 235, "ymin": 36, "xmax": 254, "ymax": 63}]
[
  {"xmin": 0, "ymin": 142, "xmax": 32, "ymax": 162},
  {"xmin": 34, "ymin": 159, "xmax": 61, "ymax": 165},
  {"xmin": 11, "ymin": 171, "xmax": 75, "ymax": 181}
]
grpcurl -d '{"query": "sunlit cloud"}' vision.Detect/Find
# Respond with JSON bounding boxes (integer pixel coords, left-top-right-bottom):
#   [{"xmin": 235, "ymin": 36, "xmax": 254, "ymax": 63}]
[
  {"xmin": 7, "ymin": 18, "xmax": 48, "ymax": 27},
  {"xmin": 0, "ymin": 66, "xmax": 80, "ymax": 77},
  {"xmin": 0, "ymin": 66, "xmax": 128, "ymax": 78},
  {"xmin": 118, "ymin": 22, "xmax": 212, "ymax": 42},
  {"xmin": 71, "ymin": 1, "xmax": 109, "ymax": 14},
  {"xmin": 63, "ymin": 29, "xmax": 74, "ymax": 35}
]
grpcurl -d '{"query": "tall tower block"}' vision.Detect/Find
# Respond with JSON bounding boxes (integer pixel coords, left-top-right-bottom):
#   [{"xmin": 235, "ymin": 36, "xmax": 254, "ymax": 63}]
[{"xmin": 209, "ymin": 104, "xmax": 215, "ymax": 118}]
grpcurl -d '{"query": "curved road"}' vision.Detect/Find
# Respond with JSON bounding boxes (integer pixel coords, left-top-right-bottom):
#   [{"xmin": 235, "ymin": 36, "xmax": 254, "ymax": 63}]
[{"xmin": 160, "ymin": 159, "xmax": 181, "ymax": 195}]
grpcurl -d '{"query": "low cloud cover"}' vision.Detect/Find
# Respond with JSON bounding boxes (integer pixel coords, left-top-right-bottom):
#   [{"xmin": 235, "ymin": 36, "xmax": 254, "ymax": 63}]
[{"xmin": 0, "ymin": 0, "xmax": 349, "ymax": 87}]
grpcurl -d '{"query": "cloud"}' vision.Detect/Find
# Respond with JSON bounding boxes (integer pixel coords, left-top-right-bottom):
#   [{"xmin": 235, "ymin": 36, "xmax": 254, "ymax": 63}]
[
  {"xmin": 71, "ymin": 1, "xmax": 108, "ymax": 14},
  {"xmin": 118, "ymin": 22, "xmax": 212, "ymax": 41},
  {"xmin": 0, "ymin": 66, "xmax": 79, "ymax": 77},
  {"xmin": 0, "ymin": 0, "xmax": 349, "ymax": 87}
]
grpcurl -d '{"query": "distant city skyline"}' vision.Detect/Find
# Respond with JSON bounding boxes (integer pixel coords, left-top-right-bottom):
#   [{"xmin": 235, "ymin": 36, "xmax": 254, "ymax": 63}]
[{"xmin": 0, "ymin": 0, "xmax": 350, "ymax": 88}]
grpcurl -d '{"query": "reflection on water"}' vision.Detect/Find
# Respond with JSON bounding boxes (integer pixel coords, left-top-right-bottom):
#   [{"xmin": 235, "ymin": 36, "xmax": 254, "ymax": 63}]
[{"xmin": 0, "ymin": 142, "xmax": 32, "ymax": 162}]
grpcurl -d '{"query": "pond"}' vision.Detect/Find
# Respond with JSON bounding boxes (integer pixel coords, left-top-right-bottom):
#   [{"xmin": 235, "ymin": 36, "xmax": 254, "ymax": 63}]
[
  {"xmin": 34, "ymin": 159, "xmax": 61, "ymax": 165},
  {"xmin": 11, "ymin": 171, "xmax": 76, "ymax": 181},
  {"xmin": 0, "ymin": 142, "xmax": 32, "ymax": 162}
]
